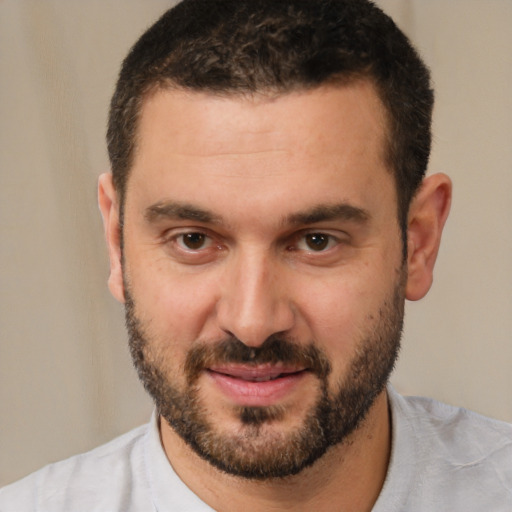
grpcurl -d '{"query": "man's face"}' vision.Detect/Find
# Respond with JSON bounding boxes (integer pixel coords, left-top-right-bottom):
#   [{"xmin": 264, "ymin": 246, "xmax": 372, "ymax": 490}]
[{"xmin": 119, "ymin": 82, "xmax": 405, "ymax": 478}]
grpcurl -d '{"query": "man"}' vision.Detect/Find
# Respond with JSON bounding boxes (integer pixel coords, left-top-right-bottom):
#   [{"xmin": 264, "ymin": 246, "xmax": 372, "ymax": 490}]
[{"xmin": 1, "ymin": 0, "xmax": 510, "ymax": 510}]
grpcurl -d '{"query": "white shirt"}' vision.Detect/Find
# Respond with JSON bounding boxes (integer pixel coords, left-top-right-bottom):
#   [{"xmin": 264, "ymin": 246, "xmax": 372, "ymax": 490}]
[{"xmin": 1, "ymin": 387, "xmax": 511, "ymax": 511}]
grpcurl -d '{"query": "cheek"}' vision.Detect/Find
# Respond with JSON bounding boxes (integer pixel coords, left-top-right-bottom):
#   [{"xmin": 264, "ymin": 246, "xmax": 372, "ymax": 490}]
[
  {"xmin": 295, "ymin": 268, "xmax": 393, "ymax": 356},
  {"xmin": 125, "ymin": 252, "xmax": 220, "ymax": 342},
  {"xmin": 139, "ymin": 273, "xmax": 221, "ymax": 347}
]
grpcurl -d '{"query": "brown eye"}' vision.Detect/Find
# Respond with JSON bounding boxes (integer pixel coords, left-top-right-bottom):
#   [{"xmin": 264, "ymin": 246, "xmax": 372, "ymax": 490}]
[
  {"xmin": 179, "ymin": 232, "xmax": 209, "ymax": 250},
  {"xmin": 305, "ymin": 233, "xmax": 330, "ymax": 251}
]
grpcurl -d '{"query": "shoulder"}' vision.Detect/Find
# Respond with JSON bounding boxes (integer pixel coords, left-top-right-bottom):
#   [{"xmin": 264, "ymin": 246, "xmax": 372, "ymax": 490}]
[
  {"xmin": 384, "ymin": 387, "xmax": 512, "ymax": 510},
  {"xmin": 0, "ymin": 423, "xmax": 150, "ymax": 512},
  {"xmin": 395, "ymin": 390, "xmax": 512, "ymax": 454}
]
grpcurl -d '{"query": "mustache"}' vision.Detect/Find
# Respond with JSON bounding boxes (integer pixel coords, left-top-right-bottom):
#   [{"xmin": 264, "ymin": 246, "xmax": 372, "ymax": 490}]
[{"xmin": 185, "ymin": 335, "xmax": 332, "ymax": 384}]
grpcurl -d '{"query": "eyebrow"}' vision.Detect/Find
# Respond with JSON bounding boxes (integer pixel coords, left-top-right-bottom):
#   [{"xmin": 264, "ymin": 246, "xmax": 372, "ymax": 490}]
[
  {"xmin": 144, "ymin": 200, "xmax": 370, "ymax": 227},
  {"xmin": 144, "ymin": 201, "xmax": 221, "ymax": 224},
  {"xmin": 285, "ymin": 203, "xmax": 370, "ymax": 226}
]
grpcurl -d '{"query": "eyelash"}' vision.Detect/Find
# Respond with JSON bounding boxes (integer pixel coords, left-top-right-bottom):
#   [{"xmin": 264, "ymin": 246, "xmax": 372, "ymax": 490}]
[
  {"xmin": 165, "ymin": 229, "xmax": 343, "ymax": 256},
  {"xmin": 292, "ymin": 232, "xmax": 340, "ymax": 252},
  {"xmin": 174, "ymin": 232, "xmax": 214, "ymax": 251}
]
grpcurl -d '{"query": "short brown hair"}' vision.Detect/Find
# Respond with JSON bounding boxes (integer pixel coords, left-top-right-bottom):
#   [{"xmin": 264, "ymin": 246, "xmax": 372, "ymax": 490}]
[{"xmin": 107, "ymin": 0, "xmax": 433, "ymax": 231}]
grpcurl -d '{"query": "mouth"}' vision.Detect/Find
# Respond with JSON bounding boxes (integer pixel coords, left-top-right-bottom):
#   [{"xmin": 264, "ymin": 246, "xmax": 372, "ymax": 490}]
[{"xmin": 205, "ymin": 364, "xmax": 309, "ymax": 406}]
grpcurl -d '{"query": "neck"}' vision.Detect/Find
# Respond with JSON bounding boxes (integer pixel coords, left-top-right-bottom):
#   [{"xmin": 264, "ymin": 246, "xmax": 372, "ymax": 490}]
[{"xmin": 160, "ymin": 390, "xmax": 391, "ymax": 512}]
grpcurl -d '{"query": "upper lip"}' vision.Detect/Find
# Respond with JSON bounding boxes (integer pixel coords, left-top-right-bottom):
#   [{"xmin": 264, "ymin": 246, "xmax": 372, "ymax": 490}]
[{"xmin": 207, "ymin": 364, "xmax": 306, "ymax": 381}]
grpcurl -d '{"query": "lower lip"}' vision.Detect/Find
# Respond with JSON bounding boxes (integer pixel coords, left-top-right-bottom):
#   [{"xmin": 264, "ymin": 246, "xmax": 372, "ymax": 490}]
[{"xmin": 206, "ymin": 370, "xmax": 308, "ymax": 407}]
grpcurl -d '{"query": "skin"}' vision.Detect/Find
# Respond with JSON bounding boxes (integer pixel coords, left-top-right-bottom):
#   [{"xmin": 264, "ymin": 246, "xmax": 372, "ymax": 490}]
[{"xmin": 99, "ymin": 81, "xmax": 451, "ymax": 511}]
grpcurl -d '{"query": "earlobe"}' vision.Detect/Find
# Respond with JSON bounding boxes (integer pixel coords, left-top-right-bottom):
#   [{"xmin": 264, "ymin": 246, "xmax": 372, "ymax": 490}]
[
  {"xmin": 98, "ymin": 173, "xmax": 125, "ymax": 303},
  {"xmin": 405, "ymin": 173, "xmax": 452, "ymax": 301}
]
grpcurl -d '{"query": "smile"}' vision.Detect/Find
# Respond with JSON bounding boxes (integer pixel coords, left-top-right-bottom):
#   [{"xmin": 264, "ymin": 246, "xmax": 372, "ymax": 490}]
[{"xmin": 205, "ymin": 365, "xmax": 309, "ymax": 406}]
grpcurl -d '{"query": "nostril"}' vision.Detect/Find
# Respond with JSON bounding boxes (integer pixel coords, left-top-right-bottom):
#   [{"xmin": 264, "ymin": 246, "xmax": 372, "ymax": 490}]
[{"xmin": 216, "ymin": 288, "xmax": 295, "ymax": 348}]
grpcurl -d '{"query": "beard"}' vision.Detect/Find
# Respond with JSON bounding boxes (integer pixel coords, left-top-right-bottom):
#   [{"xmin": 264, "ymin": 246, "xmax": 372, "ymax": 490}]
[{"xmin": 124, "ymin": 268, "xmax": 405, "ymax": 480}]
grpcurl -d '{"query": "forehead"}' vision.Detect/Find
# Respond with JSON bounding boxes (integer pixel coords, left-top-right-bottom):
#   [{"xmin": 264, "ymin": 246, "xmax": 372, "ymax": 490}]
[
  {"xmin": 126, "ymin": 82, "xmax": 394, "ymax": 222},
  {"xmin": 136, "ymin": 81, "xmax": 388, "ymax": 157}
]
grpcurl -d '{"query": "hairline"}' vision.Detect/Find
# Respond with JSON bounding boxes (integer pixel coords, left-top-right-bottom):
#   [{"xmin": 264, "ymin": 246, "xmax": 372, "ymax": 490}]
[
  {"xmin": 117, "ymin": 73, "xmax": 408, "ymax": 259},
  {"xmin": 118, "ymin": 71, "xmax": 397, "ymax": 204}
]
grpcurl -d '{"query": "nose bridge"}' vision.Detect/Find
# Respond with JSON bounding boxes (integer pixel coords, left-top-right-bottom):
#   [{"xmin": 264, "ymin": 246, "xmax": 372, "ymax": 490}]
[{"xmin": 217, "ymin": 246, "xmax": 294, "ymax": 346}]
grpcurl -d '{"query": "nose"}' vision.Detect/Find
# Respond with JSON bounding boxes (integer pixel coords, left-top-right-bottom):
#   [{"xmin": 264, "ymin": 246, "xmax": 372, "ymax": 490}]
[{"xmin": 216, "ymin": 249, "xmax": 295, "ymax": 347}]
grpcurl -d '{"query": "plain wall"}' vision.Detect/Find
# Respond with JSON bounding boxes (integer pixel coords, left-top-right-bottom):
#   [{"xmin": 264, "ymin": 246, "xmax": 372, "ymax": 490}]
[{"xmin": 1, "ymin": 0, "xmax": 511, "ymax": 486}]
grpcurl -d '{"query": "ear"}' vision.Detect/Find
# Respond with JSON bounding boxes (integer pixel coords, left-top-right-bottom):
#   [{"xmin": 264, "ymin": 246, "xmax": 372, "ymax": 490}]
[
  {"xmin": 98, "ymin": 173, "xmax": 125, "ymax": 303},
  {"xmin": 405, "ymin": 173, "xmax": 452, "ymax": 301}
]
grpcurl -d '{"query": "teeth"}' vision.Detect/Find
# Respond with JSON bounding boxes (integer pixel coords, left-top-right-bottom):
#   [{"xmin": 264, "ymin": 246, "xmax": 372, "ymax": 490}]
[{"xmin": 249, "ymin": 374, "xmax": 281, "ymax": 382}]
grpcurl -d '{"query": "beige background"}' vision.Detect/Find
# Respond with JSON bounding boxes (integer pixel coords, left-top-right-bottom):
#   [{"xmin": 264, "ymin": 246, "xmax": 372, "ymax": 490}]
[{"xmin": 1, "ymin": 0, "xmax": 511, "ymax": 486}]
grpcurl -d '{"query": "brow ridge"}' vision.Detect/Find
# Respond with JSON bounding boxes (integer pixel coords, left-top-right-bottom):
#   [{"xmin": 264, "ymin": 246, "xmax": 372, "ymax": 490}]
[
  {"xmin": 145, "ymin": 201, "xmax": 220, "ymax": 224},
  {"xmin": 285, "ymin": 203, "xmax": 370, "ymax": 226},
  {"xmin": 144, "ymin": 200, "xmax": 370, "ymax": 227}
]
